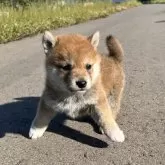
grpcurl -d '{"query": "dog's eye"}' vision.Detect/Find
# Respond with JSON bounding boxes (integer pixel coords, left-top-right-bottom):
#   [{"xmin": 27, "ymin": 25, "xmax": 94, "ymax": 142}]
[
  {"xmin": 86, "ymin": 64, "xmax": 92, "ymax": 70},
  {"xmin": 62, "ymin": 64, "xmax": 72, "ymax": 71}
]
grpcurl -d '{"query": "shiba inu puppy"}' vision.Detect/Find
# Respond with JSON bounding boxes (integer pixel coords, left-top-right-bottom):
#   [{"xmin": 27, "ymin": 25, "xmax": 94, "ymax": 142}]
[{"xmin": 29, "ymin": 30, "xmax": 125, "ymax": 142}]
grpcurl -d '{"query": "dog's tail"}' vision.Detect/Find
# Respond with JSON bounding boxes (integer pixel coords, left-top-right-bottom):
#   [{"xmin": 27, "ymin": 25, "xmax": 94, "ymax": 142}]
[{"xmin": 106, "ymin": 35, "xmax": 124, "ymax": 63}]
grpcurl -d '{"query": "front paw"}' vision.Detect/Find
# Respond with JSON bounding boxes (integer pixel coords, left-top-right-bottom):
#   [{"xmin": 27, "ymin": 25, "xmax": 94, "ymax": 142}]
[
  {"xmin": 29, "ymin": 127, "xmax": 46, "ymax": 139},
  {"xmin": 104, "ymin": 125, "xmax": 125, "ymax": 142}
]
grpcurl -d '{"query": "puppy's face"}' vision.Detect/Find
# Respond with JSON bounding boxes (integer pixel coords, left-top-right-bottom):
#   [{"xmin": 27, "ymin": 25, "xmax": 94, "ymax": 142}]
[{"xmin": 43, "ymin": 31, "xmax": 100, "ymax": 93}]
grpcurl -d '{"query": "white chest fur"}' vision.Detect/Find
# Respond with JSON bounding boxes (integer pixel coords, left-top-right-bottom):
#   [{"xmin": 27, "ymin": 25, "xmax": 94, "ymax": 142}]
[{"xmin": 45, "ymin": 92, "xmax": 97, "ymax": 118}]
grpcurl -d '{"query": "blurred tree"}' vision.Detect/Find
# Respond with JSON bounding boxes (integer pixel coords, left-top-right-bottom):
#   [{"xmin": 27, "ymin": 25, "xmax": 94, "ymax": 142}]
[
  {"xmin": 10, "ymin": 0, "xmax": 30, "ymax": 9},
  {"xmin": 138, "ymin": 0, "xmax": 151, "ymax": 3}
]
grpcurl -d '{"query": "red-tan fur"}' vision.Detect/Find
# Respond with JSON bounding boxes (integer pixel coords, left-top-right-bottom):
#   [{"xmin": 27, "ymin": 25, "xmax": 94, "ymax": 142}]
[{"xmin": 29, "ymin": 31, "xmax": 125, "ymax": 142}]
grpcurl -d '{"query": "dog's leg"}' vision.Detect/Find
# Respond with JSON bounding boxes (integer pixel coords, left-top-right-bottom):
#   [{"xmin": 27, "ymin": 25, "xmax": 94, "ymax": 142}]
[
  {"xmin": 109, "ymin": 85, "xmax": 124, "ymax": 120},
  {"xmin": 91, "ymin": 91, "xmax": 125, "ymax": 142},
  {"xmin": 29, "ymin": 99, "xmax": 56, "ymax": 139}
]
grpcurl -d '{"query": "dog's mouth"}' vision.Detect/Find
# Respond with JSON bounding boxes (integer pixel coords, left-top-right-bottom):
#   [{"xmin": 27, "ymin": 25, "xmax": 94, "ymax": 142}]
[{"xmin": 68, "ymin": 87, "xmax": 87, "ymax": 93}]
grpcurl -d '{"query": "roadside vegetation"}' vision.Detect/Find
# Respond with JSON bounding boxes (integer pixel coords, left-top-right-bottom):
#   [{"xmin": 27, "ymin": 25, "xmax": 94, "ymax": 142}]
[
  {"xmin": 0, "ymin": 0, "xmax": 141, "ymax": 43},
  {"xmin": 150, "ymin": 0, "xmax": 165, "ymax": 3},
  {"xmin": 138, "ymin": 0, "xmax": 165, "ymax": 3}
]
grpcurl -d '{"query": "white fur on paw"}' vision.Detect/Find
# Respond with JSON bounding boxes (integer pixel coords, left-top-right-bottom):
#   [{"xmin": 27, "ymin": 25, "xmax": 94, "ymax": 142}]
[
  {"xmin": 106, "ymin": 127, "xmax": 125, "ymax": 142},
  {"xmin": 99, "ymin": 127, "xmax": 104, "ymax": 134},
  {"xmin": 29, "ymin": 127, "xmax": 46, "ymax": 139}
]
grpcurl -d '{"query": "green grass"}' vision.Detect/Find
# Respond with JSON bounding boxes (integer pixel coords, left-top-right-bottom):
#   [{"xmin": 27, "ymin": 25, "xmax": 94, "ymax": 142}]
[
  {"xmin": 150, "ymin": 0, "xmax": 165, "ymax": 3},
  {"xmin": 0, "ymin": 1, "xmax": 141, "ymax": 43}
]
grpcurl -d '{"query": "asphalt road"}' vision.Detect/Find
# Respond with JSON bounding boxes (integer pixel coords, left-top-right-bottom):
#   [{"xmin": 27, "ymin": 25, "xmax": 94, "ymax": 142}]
[{"xmin": 0, "ymin": 4, "xmax": 165, "ymax": 165}]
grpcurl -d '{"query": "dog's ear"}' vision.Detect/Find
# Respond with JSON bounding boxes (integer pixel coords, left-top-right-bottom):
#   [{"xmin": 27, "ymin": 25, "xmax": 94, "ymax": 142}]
[
  {"xmin": 42, "ymin": 31, "xmax": 56, "ymax": 55},
  {"xmin": 88, "ymin": 31, "xmax": 100, "ymax": 49}
]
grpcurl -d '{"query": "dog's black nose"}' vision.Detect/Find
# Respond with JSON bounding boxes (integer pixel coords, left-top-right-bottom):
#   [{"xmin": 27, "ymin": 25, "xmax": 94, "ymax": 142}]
[{"xmin": 76, "ymin": 80, "xmax": 87, "ymax": 89}]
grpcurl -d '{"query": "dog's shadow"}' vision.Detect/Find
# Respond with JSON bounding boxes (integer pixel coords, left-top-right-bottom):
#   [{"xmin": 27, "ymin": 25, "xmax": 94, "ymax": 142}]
[{"xmin": 0, "ymin": 97, "xmax": 108, "ymax": 148}]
